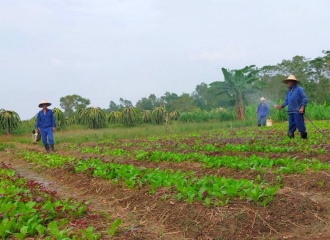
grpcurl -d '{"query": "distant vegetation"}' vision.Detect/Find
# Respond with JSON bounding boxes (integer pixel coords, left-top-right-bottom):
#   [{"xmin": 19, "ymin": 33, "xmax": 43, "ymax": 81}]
[{"xmin": 1, "ymin": 51, "xmax": 330, "ymax": 134}]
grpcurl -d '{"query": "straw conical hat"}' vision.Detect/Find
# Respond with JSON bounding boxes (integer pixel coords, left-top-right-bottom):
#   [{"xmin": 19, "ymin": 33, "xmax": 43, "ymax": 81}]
[
  {"xmin": 38, "ymin": 100, "xmax": 52, "ymax": 108},
  {"xmin": 282, "ymin": 75, "xmax": 300, "ymax": 84},
  {"xmin": 260, "ymin": 97, "xmax": 265, "ymax": 101}
]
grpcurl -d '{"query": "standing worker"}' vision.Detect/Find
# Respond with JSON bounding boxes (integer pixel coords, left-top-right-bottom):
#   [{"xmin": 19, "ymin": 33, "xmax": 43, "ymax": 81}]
[
  {"xmin": 256, "ymin": 97, "xmax": 269, "ymax": 127},
  {"xmin": 276, "ymin": 75, "xmax": 308, "ymax": 139},
  {"xmin": 35, "ymin": 100, "xmax": 56, "ymax": 152}
]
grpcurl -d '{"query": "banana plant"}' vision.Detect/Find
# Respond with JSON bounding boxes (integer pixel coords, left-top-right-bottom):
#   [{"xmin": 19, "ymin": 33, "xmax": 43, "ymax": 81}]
[
  {"xmin": 108, "ymin": 111, "xmax": 121, "ymax": 124},
  {"xmin": 121, "ymin": 107, "xmax": 140, "ymax": 126},
  {"xmin": 81, "ymin": 107, "xmax": 106, "ymax": 129},
  {"xmin": 152, "ymin": 107, "xmax": 166, "ymax": 124},
  {"xmin": 53, "ymin": 108, "xmax": 65, "ymax": 129},
  {"xmin": 141, "ymin": 110, "xmax": 152, "ymax": 123},
  {"xmin": 0, "ymin": 109, "xmax": 21, "ymax": 134}
]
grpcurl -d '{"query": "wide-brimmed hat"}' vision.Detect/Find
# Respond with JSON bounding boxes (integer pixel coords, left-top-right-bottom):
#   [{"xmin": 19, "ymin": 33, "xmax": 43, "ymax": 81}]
[
  {"xmin": 260, "ymin": 97, "xmax": 265, "ymax": 101},
  {"xmin": 38, "ymin": 100, "xmax": 52, "ymax": 108},
  {"xmin": 282, "ymin": 75, "xmax": 300, "ymax": 84}
]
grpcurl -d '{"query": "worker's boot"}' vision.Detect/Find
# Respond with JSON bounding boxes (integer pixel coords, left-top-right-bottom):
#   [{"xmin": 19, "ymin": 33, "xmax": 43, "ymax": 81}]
[
  {"xmin": 287, "ymin": 132, "xmax": 294, "ymax": 138},
  {"xmin": 45, "ymin": 144, "xmax": 50, "ymax": 152},
  {"xmin": 50, "ymin": 145, "xmax": 55, "ymax": 152},
  {"xmin": 300, "ymin": 132, "xmax": 307, "ymax": 139}
]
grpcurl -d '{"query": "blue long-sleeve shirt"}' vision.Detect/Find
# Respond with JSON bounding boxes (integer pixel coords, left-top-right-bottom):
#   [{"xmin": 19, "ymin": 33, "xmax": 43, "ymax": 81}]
[
  {"xmin": 281, "ymin": 85, "xmax": 308, "ymax": 113},
  {"xmin": 256, "ymin": 103, "xmax": 269, "ymax": 116},
  {"xmin": 35, "ymin": 109, "xmax": 56, "ymax": 129}
]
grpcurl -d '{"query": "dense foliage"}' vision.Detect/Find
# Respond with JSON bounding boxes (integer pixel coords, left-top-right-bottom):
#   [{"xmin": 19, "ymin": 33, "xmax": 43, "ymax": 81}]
[
  {"xmin": 0, "ymin": 109, "xmax": 21, "ymax": 134},
  {"xmin": 1, "ymin": 51, "xmax": 330, "ymax": 132}
]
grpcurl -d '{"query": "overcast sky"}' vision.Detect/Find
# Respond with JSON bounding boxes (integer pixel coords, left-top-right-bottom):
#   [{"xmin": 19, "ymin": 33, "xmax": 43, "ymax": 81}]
[{"xmin": 1, "ymin": 0, "xmax": 329, "ymax": 120}]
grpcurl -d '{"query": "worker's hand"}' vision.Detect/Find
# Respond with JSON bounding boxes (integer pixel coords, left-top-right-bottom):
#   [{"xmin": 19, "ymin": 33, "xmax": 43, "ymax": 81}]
[
  {"xmin": 299, "ymin": 106, "xmax": 304, "ymax": 113},
  {"xmin": 275, "ymin": 105, "xmax": 282, "ymax": 110},
  {"xmin": 52, "ymin": 127, "xmax": 56, "ymax": 132}
]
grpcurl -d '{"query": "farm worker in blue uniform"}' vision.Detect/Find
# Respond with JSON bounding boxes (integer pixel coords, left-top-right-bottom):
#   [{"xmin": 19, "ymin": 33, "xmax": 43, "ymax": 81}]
[
  {"xmin": 256, "ymin": 97, "xmax": 269, "ymax": 127},
  {"xmin": 276, "ymin": 75, "xmax": 308, "ymax": 139},
  {"xmin": 35, "ymin": 100, "xmax": 56, "ymax": 152}
]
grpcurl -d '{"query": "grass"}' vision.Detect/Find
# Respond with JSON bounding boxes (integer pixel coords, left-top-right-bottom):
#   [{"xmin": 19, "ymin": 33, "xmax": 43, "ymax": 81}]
[
  {"xmin": 2, "ymin": 119, "xmax": 329, "ymax": 145},
  {"xmin": 3, "ymin": 120, "xmax": 257, "ymax": 144}
]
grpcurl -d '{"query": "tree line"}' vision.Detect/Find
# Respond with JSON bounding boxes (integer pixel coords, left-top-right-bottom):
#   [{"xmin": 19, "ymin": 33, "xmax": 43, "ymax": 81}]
[
  {"xmin": 59, "ymin": 51, "xmax": 330, "ymax": 119},
  {"xmin": 1, "ymin": 51, "xmax": 330, "ymax": 133}
]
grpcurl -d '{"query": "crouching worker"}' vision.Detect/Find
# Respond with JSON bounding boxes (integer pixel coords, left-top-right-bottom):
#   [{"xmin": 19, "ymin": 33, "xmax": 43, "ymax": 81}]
[
  {"xmin": 35, "ymin": 100, "xmax": 56, "ymax": 152},
  {"xmin": 276, "ymin": 75, "xmax": 308, "ymax": 139}
]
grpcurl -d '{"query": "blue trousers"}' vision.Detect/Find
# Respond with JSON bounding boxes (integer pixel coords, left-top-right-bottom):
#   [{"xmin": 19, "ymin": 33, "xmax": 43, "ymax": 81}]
[
  {"xmin": 257, "ymin": 115, "xmax": 266, "ymax": 126},
  {"xmin": 288, "ymin": 113, "xmax": 306, "ymax": 134},
  {"xmin": 40, "ymin": 127, "xmax": 54, "ymax": 146}
]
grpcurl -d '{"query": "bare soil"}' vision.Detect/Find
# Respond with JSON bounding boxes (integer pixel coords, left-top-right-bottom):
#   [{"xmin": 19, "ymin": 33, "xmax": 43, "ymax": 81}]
[{"xmin": 1, "ymin": 141, "xmax": 330, "ymax": 240}]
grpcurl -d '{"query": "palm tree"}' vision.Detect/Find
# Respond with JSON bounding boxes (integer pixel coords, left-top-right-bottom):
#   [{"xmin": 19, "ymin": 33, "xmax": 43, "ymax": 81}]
[
  {"xmin": 66, "ymin": 115, "xmax": 78, "ymax": 126},
  {"xmin": 81, "ymin": 107, "xmax": 106, "ymax": 129},
  {"xmin": 121, "ymin": 107, "xmax": 140, "ymax": 126},
  {"xmin": 108, "ymin": 111, "xmax": 121, "ymax": 124},
  {"xmin": 169, "ymin": 110, "xmax": 180, "ymax": 120},
  {"xmin": 0, "ymin": 109, "xmax": 21, "ymax": 134},
  {"xmin": 53, "ymin": 108, "xmax": 65, "ymax": 129},
  {"xmin": 76, "ymin": 108, "xmax": 86, "ymax": 124},
  {"xmin": 153, "ymin": 107, "xmax": 166, "ymax": 124},
  {"xmin": 141, "ymin": 110, "xmax": 152, "ymax": 123},
  {"xmin": 210, "ymin": 66, "xmax": 261, "ymax": 120}
]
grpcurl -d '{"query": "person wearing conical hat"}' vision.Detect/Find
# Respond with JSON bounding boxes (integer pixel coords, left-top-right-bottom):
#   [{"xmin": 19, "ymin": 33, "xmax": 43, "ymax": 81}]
[
  {"xmin": 35, "ymin": 100, "xmax": 56, "ymax": 152},
  {"xmin": 256, "ymin": 97, "xmax": 269, "ymax": 127},
  {"xmin": 276, "ymin": 75, "xmax": 308, "ymax": 139}
]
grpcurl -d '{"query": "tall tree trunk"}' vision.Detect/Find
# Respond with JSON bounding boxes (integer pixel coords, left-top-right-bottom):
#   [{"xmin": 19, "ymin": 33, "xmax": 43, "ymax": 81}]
[{"xmin": 235, "ymin": 93, "xmax": 245, "ymax": 120}]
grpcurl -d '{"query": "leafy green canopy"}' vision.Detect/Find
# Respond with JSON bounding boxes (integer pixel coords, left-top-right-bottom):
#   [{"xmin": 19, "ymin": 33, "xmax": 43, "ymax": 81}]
[{"xmin": 210, "ymin": 65, "xmax": 262, "ymax": 120}]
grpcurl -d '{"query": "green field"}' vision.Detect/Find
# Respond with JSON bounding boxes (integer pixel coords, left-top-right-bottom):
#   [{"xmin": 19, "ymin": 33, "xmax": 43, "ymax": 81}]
[{"xmin": 1, "ymin": 120, "xmax": 329, "ymax": 239}]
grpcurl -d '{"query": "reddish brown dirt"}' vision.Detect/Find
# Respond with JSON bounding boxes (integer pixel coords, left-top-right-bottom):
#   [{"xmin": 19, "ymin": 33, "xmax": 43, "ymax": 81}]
[{"xmin": 1, "ymin": 141, "xmax": 330, "ymax": 240}]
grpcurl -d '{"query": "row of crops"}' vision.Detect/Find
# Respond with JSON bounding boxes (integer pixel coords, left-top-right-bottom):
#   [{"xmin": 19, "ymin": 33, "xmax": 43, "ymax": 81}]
[
  {"xmin": 0, "ymin": 161, "xmax": 121, "ymax": 239},
  {"xmin": 1, "ymin": 121, "xmax": 329, "ymax": 239},
  {"xmin": 15, "ymin": 122, "xmax": 330, "ymax": 207},
  {"xmin": 1, "ymin": 162, "xmax": 97, "ymax": 239},
  {"xmin": 17, "ymin": 150, "xmax": 280, "ymax": 206}
]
